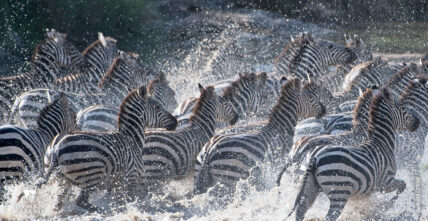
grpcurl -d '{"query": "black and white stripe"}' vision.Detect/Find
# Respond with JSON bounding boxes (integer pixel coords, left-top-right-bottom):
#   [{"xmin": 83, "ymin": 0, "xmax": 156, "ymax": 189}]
[
  {"xmin": 139, "ymin": 84, "xmax": 238, "ymax": 187},
  {"xmin": 175, "ymin": 72, "xmax": 281, "ymax": 130},
  {"xmin": 39, "ymin": 86, "xmax": 177, "ymax": 211},
  {"xmin": 0, "ymin": 30, "xmax": 82, "ymax": 123},
  {"xmin": 193, "ymin": 78, "xmax": 326, "ymax": 195},
  {"xmin": 0, "ymin": 94, "xmax": 75, "ymax": 186},
  {"xmin": 284, "ymin": 88, "xmax": 420, "ymax": 221},
  {"xmin": 274, "ymin": 33, "xmax": 356, "ymax": 80},
  {"xmin": 76, "ymin": 76, "xmax": 177, "ymax": 132}
]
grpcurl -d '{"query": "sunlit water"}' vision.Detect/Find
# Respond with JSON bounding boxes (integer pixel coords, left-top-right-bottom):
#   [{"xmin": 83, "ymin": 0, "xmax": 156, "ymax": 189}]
[{"xmin": 1, "ymin": 10, "xmax": 427, "ymax": 220}]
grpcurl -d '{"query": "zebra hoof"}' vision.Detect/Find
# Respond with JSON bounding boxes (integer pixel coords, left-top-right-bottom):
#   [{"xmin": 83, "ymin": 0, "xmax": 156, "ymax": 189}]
[{"xmin": 76, "ymin": 201, "xmax": 103, "ymax": 213}]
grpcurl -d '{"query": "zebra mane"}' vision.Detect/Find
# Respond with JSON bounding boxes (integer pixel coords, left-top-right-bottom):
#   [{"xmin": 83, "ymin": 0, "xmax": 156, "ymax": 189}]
[
  {"xmin": 352, "ymin": 88, "xmax": 373, "ymax": 127},
  {"xmin": 222, "ymin": 72, "xmax": 257, "ymax": 101},
  {"xmin": 190, "ymin": 86, "xmax": 216, "ymax": 123},
  {"xmin": 82, "ymin": 36, "xmax": 117, "ymax": 56},
  {"xmin": 274, "ymin": 33, "xmax": 316, "ymax": 72},
  {"xmin": 398, "ymin": 75, "xmax": 428, "ymax": 102},
  {"xmin": 36, "ymin": 93, "xmax": 74, "ymax": 131},
  {"xmin": 367, "ymin": 87, "xmax": 392, "ymax": 136},
  {"xmin": 117, "ymin": 86, "xmax": 148, "ymax": 130},
  {"xmin": 147, "ymin": 73, "xmax": 167, "ymax": 93},
  {"xmin": 387, "ymin": 63, "xmax": 419, "ymax": 87},
  {"xmin": 268, "ymin": 78, "xmax": 301, "ymax": 123},
  {"xmin": 98, "ymin": 57, "xmax": 126, "ymax": 88}
]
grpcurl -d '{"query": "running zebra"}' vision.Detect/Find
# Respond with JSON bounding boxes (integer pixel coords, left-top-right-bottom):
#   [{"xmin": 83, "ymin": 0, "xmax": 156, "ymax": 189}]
[
  {"xmin": 139, "ymin": 84, "xmax": 238, "ymax": 187},
  {"xmin": 281, "ymin": 87, "xmax": 378, "ymax": 182},
  {"xmin": 0, "ymin": 30, "xmax": 83, "ymax": 123},
  {"xmin": 76, "ymin": 76, "xmax": 177, "ymax": 132},
  {"xmin": 284, "ymin": 88, "xmax": 420, "ymax": 221},
  {"xmin": 324, "ymin": 34, "xmax": 373, "ymax": 93},
  {"xmin": 56, "ymin": 32, "xmax": 119, "ymax": 94},
  {"xmin": 175, "ymin": 72, "xmax": 282, "ymax": 130},
  {"xmin": 274, "ymin": 32, "xmax": 357, "ymax": 80},
  {"xmin": 39, "ymin": 86, "xmax": 177, "ymax": 211},
  {"xmin": 9, "ymin": 51, "xmax": 171, "ymax": 129},
  {"xmin": 0, "ymin": 94, "xmax": 75, "ymax": 189},
  {"xmin": 193, "ymin": 77, "xmax": 326, "ymax": 195}
]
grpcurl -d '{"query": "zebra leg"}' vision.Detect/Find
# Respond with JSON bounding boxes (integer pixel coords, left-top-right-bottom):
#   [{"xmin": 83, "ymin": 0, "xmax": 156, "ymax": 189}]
[
  {"xmin": 294, "ymin": 173, "xmax": 320, "ymax": 221},
  {"xmin": 76, "ymin": 188, "xmax": 99, "ymax": 212},
  {"xmin": 56, "ymin": 181, "xmax": 72, "ymax": 211},
  {"xmin": 325, "ymin": 198, "xmax": 347, "ymax": 221}
]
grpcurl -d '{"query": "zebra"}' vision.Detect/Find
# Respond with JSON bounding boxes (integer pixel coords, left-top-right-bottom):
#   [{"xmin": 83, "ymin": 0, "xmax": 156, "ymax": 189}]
[
  {"xmin": 324, "ymin": 34, "xmax": 373, "ymax": 93},
  {"xmin": 56, "ymin": 32, "xmax": 119, "ymax": 94},
  {"xmin": 0, "ymin": 93, "xmax": 75, "ymax": 193},
  {"xmin": 284, "ymin": 87, "xmax": 420, "ymax": 221},
  {"xmin": 174, "ymin": 72, "xmax": 282, "ymax": 116},
  {"xmin": 76, "ymin": 76, "xmax": 177, "ymax": 132},
  {"xmin": 9, "ymin": 51, "xmax": 171, "ymax": 129},
  {"xmin": 291, "ymin": 60, "xmax": 414, "ymax": 143},
  {"xmin": 274, "ymin": 32, "xmax": 357, "ymax": 80},
  {"xmin": 38, "ymin": 85, "xmax": 178, "ymax": 211},
  {"xmin": 0, "ymin": 29, "xmax": 84, "ymax": 123},
  {"xmin": 193, "ymin": 77, "xmax": 326, "ymax": 195},
  {"xmin": 280, "ymin": 87, "xmax": 379, "ymax": 183},
  {"xmin": 174, "ymin": 72, "xmax": 283, "ymax": 130},
  {"xmin": 139, "ymin": 84, "xmax": 238, "ymax": 188}
]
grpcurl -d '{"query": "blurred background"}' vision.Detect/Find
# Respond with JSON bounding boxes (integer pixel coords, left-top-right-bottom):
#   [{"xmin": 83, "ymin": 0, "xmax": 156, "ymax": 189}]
[{"xmin": 1, "ymin": 0, "xmax": 428, "ymax": 76}]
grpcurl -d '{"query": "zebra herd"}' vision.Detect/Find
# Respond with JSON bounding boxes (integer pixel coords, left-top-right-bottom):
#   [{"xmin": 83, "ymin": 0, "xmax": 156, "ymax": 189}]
[{"xmin": 0, "ymin": 29, "xmax": 427, "ymax": 220}]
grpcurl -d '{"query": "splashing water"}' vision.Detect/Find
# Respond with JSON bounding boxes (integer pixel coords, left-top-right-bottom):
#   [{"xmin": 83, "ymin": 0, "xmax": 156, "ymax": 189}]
[{"xmin": 1, "ymin": 10, "xmax": 427, "ymax": 221}]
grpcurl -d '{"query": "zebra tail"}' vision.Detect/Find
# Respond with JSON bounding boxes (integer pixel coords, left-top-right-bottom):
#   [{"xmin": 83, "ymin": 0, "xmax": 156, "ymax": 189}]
[
  {"xmin": 193, "ymin": 163, "xmax": 213, "ymax": 195},
  {"xmin": 287, "ymin": 157, "xmax": 318, "ymax": 219},
  {"xmin": 7, "ymin": 100, "xmax": 20, "ymax": 125}
]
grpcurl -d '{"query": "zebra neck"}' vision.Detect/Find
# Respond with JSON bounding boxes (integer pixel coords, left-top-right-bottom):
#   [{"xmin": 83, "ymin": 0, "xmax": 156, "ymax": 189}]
[
  {"xmin": 118, "ymin": 113, "xmax": 146, "ymax": 145},
  {"xmin": 189, "ymin": 112, "xmax": 216, "ymax": 140},
  {"xmin": 368, "ymin": 120, "xmax": 396, "ymax": 152}
]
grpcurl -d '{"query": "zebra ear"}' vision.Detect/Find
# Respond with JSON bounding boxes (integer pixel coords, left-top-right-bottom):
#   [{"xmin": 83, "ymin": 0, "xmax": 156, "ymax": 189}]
[
  {"xmin": 198, "ymin": 83, "xmax": 205, "ymax": 92},
  {"xmin": 98, "ymin": 32, "xmax": 107, "ymax": 47},
  {"xmin": 257, "ymin": 72, "xmax": 268, "ymax": 85},
  {"xmin": 381, "ymin": 87, "xmax": 392, "ymax": 101},
  {"xmin": 344, "ymin": 34, "xmax": 352, "ymax": 46}
]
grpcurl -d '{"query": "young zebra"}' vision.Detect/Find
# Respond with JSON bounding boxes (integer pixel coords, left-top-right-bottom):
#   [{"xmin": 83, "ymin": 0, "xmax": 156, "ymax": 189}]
[
  {"xmin": 140, "ymin": 84, "xmax": 238, "ymax": 187},
  {"xmin": 0, "ymin": 94, "xmax": 75, "ymax": 190},
  {"xmin": 285, "ymin": 88, "xmax": 420, "ymax": 221},
  {"xmin": 76, "ymin": 76, "xmax": 177, "ymax": 132},
  {"xmin": 39, "ymin": 86, "xmax": 177, "ymax": 211},
  {"xmin": 274, "ymin": 32, "xmax": 357, "ymax": 80},
  {"xmin": 0, "ymin": 30, "xmax": 82, "ymax": 123},
  {"xmin": 193, "ymin": 78, "xmax": 326, "ymax": 195}
]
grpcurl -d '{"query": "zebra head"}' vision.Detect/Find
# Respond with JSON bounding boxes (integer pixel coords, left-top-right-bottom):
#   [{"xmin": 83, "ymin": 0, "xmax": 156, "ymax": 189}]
[
  {"xmin": 300, "ymin": 79, "xmax": 327, "ymax": 119},
  {"xmin": 118, "ymin": 86, "xmax": 177, "ymax": 132},
  {"xmin": 399, "ymin": 76, "xmax": 428, "ymax": 128},
  {"xmin": 369, "ymin": 88, "xmax": 420, "ymax": 134},
  {"xmin": 147, "ymin": 73, "xmax": 178, "ymax": 113},
  {"xmin": 199, "ymin": 84, "xmax": 239, "ymax": 126},
  {"xmin": 222, "ymin": 72, "xmax": 264, "ymax": 116},
  {"xmin": 319, "ymin": 39, "xmax": 357, "ymax": 66},
  {"xmin": 344, "ymin": 34, "xmax": 373, "ymax": 63}
]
